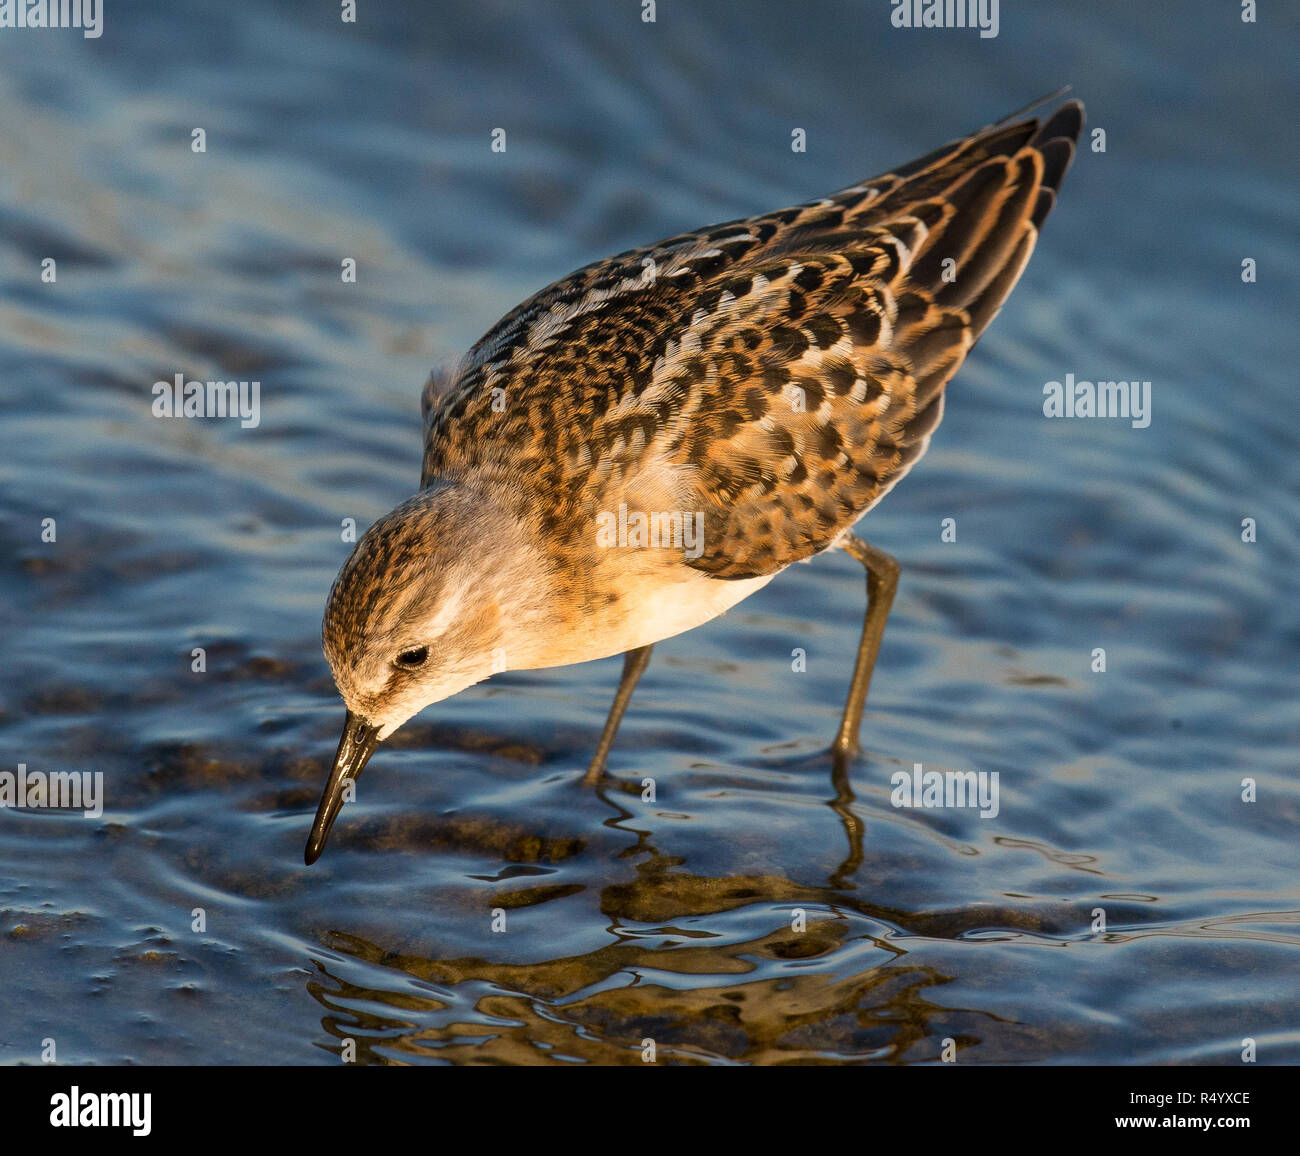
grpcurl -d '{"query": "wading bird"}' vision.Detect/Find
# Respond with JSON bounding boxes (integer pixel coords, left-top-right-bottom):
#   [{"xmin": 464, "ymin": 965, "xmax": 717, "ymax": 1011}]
[{"xmin": 306, "ymin": 95, "xmax": 1084, "ymax": 864}]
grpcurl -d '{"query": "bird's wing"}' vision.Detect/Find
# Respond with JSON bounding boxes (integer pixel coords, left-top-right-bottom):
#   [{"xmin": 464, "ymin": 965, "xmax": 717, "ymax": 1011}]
[
  {"xmin": 422, "ymin": 101, "xmax": 1083, "ymax": 576},
  {"xmin": 673, "ymin": 100, "xmax": 1084, "ymax": 577},
  {"xmin": 418, "ymin": 215, "xmax": 799, "ymax": 493}
]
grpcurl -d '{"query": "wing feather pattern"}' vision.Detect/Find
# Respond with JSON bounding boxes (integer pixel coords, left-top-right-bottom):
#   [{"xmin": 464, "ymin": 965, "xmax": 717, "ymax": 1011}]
[{"xmin": 421, "ymin": 100, "xmax": 1084, "ymax": 578}]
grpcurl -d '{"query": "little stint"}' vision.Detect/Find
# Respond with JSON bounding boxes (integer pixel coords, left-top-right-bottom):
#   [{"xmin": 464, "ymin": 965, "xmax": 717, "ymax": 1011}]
[{"xmin": 306, "ymin": 95, "xmax": 1085, "ymax": 864}]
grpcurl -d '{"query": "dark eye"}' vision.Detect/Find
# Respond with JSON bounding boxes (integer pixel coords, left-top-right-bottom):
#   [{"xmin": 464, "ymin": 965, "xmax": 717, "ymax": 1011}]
[{"xmin": 395, "ymin": 646, "xmax": 428, "ymax": 669}]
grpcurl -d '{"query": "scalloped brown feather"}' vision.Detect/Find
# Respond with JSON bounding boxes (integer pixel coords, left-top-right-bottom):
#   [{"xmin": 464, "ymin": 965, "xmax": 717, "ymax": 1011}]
[{"xmin": 420, "ymin": 99, "xmax": 1084, "ymax": 581}]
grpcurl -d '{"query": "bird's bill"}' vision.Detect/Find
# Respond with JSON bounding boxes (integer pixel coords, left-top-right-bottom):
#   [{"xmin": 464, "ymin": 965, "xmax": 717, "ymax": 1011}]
[{"xmin": 304, "ymin": 710, "xmax": 381, "ymax": 865}]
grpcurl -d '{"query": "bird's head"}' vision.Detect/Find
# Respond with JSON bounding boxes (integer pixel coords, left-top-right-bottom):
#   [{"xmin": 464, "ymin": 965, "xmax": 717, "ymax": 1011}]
[{"xmin": 305, "ymin": 483, "xmax": 543, "ymax": 864}]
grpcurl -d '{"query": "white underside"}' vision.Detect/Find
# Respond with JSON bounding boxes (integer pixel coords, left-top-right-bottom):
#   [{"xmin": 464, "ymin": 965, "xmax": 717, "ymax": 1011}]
[{"xmin": 616, "ymin": 568, "xmax": 777, "ymax": 655}]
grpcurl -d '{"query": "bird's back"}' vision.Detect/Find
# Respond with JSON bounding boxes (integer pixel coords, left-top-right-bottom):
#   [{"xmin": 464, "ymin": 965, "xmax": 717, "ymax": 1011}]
[{"xmin": 422, "ymin": 99, "xmax": 1084, "ymax": 578}]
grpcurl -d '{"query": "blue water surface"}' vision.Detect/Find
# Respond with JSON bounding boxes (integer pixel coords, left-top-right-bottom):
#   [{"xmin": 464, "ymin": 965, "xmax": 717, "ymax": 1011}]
[{"xmin": 0, "ymin": 0, "xmax": 1296, "ymax": 1064}]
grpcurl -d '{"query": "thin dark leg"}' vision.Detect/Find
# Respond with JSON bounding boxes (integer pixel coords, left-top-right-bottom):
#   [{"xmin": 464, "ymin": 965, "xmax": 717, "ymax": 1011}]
[
  {"xmin": 583, "ymin": 644, "xmax": 654, "ymax": 785},
  {"xmin": 827, "ymin": 751, "xmax": 864, "ymax": 889},
  {"xmin": 832, "ymin": 533, "xmax": 900, "ymax": 768}
]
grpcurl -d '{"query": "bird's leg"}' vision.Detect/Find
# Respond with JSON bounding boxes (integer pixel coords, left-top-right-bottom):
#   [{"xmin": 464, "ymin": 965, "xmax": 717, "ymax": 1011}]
[
  {"xmin": 827, "ymin": 748, "xmax": 864, "ymax": 889},
  {"xmin": 583, "ymin": 644, "xmax": 654, "ymax": 785},
  {"xmin": 831, "ymin": 533, "xmax": 900, "ymax": 769}
]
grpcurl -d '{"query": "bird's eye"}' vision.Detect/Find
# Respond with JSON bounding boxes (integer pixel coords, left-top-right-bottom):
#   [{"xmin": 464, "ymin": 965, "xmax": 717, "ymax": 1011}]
[{"xmin": 395, "ymin": 646, "xmax": 428, "ymax": 669}]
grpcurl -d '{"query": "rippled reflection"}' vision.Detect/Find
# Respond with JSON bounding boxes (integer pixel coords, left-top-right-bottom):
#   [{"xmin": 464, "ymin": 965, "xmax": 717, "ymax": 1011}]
[{"xmin": 308, "ymin": 915, "xmax": 988, "ymax": 1065}]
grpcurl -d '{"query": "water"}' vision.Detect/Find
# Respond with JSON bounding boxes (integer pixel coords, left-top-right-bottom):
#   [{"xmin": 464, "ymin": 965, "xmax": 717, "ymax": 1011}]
[{"xmin": 1, "ymin": 0, "xmax": 1297, "ymax": 1065}]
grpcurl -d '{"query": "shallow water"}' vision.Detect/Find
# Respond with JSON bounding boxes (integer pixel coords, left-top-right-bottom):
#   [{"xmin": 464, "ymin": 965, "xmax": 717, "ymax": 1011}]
[{"xmin": 1, "ymin": 0, "xmax": 1298, "ymax": 1065}]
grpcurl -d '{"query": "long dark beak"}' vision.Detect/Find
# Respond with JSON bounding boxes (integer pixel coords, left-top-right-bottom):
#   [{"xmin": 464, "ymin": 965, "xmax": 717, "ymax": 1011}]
[{"xmin": 304, "ymin": 711, "xmax": 381, "ymax": 865}]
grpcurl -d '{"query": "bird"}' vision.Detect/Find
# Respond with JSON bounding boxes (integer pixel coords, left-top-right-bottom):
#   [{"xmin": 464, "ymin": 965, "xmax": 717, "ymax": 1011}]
[{"xmin": 304, "ymin": 93, "xmax": 1085, "ymax": 865}]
